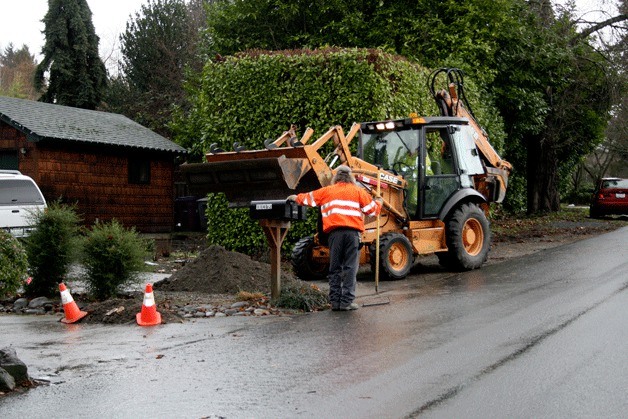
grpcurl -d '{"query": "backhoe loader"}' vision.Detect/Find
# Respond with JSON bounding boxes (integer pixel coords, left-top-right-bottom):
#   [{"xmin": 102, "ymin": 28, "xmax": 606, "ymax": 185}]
[{"xmin": 182, "ymin": 68, "xmax": 511, "ymax": 280}]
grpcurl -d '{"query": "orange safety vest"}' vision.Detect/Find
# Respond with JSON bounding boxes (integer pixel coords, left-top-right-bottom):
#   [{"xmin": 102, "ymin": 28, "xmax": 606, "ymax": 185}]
[{"xmin": 295, "ymin": 182, "xmax": 381, "ymax": 233}]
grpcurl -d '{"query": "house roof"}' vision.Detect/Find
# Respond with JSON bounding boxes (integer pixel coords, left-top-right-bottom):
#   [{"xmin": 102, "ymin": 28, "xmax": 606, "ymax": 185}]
[{"xmin": 0, "ymin": 96, "xmax": 187, "ymax": 154}]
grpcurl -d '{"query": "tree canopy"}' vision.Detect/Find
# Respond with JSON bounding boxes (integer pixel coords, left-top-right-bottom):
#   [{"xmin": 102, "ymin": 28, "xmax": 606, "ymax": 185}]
[
  {"xmin": 580, "ymin": 0, "xmax": 628, "ymax": 185},
  {"xmin": 205, "ymin": 0, "xmax": 518, "ymax": 83},
  {"xmin": 35, "ymin": 0, "xmax": 107, "ymax": 110},
  {"xmin": 103, "ymin": 0, "xmax": 206, "ymax": 137}
]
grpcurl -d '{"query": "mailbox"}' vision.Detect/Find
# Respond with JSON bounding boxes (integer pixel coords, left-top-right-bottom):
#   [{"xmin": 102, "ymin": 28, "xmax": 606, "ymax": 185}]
[{"xmin": 249, "ymin": 200, "xmax": 308, "ymax": 221}]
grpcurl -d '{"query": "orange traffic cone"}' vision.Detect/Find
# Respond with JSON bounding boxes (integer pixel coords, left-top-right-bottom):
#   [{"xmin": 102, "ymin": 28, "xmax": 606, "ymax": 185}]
[
  {"xmin": 136, "ymin": 283, "xmax": 162, "ymax": 326},
  {"xmin": 58, "ymin": 283, "xmax": 88, "ymax": 324}
]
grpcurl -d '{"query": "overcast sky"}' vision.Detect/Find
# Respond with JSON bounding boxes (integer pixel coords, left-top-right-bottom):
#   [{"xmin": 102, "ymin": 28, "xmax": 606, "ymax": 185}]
[
  {"xmin": 0, "ymin": 0, "xmax": 619, "ymax": 69},
  {"xmin": 0, "ymin": 0, "xmax": 149, "ymax": 70}
]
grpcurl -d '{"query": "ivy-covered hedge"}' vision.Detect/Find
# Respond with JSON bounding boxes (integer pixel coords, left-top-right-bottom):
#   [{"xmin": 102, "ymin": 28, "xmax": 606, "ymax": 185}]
[
  {"xmin": 203, "ymin": 192, "xmax": 320, "ymax": 256},
  {"xmin": 173, "ymin": 48, "xmax": 506, "ymax": 255}
]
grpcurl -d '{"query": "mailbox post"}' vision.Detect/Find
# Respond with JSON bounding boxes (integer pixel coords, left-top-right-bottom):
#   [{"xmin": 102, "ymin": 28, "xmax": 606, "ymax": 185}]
[
  {"xmin": 249, "ymin": 200, "xmax": 308, "ymax": 300},
  {"xmin": 258, "ymin": 219, "xmax": 290, "ymax": 300}
]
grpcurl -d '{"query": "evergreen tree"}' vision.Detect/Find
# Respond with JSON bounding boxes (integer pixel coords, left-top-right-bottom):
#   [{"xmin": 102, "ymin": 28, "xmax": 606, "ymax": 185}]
[
  {"xmin": 103, "ymin": 0, "xmax": 206, "ymax": 137},
  {"xmin": 35, "ymin": 0, "xmax": 107, "ymax": 109},
  {"xmin": 0, "ymin": 43, "xmax": 38, "ymax": 99}
]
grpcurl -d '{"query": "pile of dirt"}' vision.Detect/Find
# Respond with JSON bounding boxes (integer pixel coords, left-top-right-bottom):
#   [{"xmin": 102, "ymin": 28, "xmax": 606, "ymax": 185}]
[{"xmin": 154, "ymin": 244, "xmax": 296, "ymax": 294}]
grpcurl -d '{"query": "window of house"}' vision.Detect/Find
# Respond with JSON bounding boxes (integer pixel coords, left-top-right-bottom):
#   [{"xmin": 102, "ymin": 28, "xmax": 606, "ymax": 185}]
[
  {"xmin": 0, "ymin": 151, "xmax": 19, "ymax": 170},
  {"xmin": 128, "ymin": 158, "xmax": 151, "ymax": 184}
]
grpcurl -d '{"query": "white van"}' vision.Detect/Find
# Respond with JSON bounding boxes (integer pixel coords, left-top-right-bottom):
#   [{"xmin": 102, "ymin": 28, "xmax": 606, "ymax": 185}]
[{"xmin": 0, "ymin": 170, "xmax": 47, "ymax": 237}]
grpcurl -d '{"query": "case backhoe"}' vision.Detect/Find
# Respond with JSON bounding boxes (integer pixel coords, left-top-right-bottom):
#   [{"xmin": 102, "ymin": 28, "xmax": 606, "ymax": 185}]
[{"xmin": 182, "ymin": 68, "xmax": 511, "ymax": 280}]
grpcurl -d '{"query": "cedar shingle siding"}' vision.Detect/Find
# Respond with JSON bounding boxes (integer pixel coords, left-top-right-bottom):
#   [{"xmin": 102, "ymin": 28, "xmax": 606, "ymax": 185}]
[{"xmin": 0, "ymin": 96, "xmax": 187, "ymax": 233}]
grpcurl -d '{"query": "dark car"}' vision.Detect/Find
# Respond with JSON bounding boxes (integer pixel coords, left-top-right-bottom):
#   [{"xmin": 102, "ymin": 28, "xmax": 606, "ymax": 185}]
[{"xmin": 590, "ymin": 177, "xmax": 628, "ymax": 218}]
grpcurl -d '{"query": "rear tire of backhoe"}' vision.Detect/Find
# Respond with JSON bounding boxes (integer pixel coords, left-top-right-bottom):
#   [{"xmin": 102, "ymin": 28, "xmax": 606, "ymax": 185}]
[
  {"xmin": 291, "ymin": 236, "xmax": 328, "ymax": 281},
  {"xmin": 441, "ymin": 202, "xmax": 491, "ymax": 270},
  {"xmin": 370, "ymin": 233, "xmax": 414, "ymax": 280}
]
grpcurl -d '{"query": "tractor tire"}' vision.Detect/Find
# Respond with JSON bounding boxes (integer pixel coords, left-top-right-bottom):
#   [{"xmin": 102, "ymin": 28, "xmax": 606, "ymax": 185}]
[
  {"xmin": 370, "ymin": 233, "xmax": 414, "ymax": 280},
  {"xmin": 442, "ymin": 202, "xmax": 491, "ymax": 270},
  {"xmin": 291, "ymin": 236, "xmax": 328, "ymax": 281}
]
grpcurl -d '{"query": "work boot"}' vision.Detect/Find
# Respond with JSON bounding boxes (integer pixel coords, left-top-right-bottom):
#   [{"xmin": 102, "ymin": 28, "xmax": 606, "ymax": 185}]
[
  {"xmin": 339, "ymin": 303, "xmax": 359, "ymax": 311},
  {"xmin": 331, "ymin": 303, "xmax": 341, "ymax": 311}
]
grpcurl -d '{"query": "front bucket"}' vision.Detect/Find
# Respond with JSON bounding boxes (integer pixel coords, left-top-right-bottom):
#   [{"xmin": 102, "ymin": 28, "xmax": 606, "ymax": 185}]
[{"xmin": 182, "ymin": 154, "xmax": 320, "ymax": 207}]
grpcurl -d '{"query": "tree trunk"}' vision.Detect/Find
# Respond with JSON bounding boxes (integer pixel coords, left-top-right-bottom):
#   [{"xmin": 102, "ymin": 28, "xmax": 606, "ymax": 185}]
[{"xmin": 527, "ymin": 136, "xmax": 561, "ymax": 213}]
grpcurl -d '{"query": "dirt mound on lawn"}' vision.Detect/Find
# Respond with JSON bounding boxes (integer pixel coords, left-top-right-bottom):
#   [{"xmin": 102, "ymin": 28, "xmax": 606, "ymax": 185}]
[{"xmin": 154, "ymin": 245, "xmax": 296, "ymax": 294}]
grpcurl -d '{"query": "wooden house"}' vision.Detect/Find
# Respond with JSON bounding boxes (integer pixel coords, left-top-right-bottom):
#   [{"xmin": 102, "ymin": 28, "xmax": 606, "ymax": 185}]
[{"xmin": 0, "ymin": 96, "xmax": 187, "ymax": 233}]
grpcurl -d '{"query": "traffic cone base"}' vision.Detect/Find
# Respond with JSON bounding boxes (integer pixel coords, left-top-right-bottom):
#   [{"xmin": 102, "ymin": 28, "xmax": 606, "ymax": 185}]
[
  {"xmin": 61, "ymin": 310, "xmax": 88, "ymax": 324},
  {"xmin": 136, "ymin": 310, "xmax": 161, "ymax": 326},
  {"xmin": 59, "ymin": 283, "xmax": 88, "ymax": 324},
  {"xmin": 136, "ymin": 283, "xmax": 162, "ymax": 326}
]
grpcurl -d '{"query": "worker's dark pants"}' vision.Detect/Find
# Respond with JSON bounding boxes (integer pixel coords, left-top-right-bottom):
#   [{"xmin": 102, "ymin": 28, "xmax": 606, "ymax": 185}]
[{"xmin": 327, "ymin": 228, "xmax": 360, "ymax": 306}]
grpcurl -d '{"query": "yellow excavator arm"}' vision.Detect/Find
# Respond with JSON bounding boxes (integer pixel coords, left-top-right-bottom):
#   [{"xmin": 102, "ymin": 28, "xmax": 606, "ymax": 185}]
[{"xmin": 430, "ymin": 68, "xmax": 512, "ymax": 203}]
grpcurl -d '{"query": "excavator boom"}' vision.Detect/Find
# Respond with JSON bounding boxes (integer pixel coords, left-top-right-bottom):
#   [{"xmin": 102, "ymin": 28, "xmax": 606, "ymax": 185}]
[
  {"xmin": 430, "ymin": 68, "xmax": 512, "ymax": 202},
  {"xmin": 430, "ymin": 68, "xmax": 512, "ymax": 172}
]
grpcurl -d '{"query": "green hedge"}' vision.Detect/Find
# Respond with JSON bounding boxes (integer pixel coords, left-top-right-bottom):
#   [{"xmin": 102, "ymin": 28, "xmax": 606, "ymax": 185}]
[
  {"xmin": 173, "ymin": 48, "xmax": 506, "ymax": 254},
  {"xmin": 203, "ymin": 192, "xmax": 320, "ymax": 256}
]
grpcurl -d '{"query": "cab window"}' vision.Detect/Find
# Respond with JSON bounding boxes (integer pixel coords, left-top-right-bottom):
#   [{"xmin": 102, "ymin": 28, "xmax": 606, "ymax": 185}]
[
  {"xmin": 361, "ymin": 127, "xmax": 420, "ymax": 216},
  {"xmin": 361, "ymin": 127, "xmax": 420, "ymax": 172},
  {"xmin": 0, "ymin": 179, "xmax": 46, "ymax": 205},
  {"xmin": 425, "ymin": 129, "xmax": 455, "ymax": 176},
  {"xmin": 422, "ymin": 128, "xmax": 459, "ymax": 217}
]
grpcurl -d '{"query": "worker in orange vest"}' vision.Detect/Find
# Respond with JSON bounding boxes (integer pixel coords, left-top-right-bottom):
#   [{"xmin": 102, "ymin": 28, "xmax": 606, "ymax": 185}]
[{"xmin": 288, "ymin": 165, "xmax": 382, "ymax": 311}]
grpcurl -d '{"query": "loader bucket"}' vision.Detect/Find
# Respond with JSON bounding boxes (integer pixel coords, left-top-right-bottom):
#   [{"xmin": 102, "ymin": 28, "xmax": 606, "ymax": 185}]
[{"xmin": 181, "ymin": 153, "xmax": 322, "ymax": 207}]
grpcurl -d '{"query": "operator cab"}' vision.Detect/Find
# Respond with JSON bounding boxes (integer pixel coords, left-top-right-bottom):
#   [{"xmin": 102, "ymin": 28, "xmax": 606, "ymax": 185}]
[{"xmin": 359, "ymin": 117, "xmax": 484, "ymax": 220}]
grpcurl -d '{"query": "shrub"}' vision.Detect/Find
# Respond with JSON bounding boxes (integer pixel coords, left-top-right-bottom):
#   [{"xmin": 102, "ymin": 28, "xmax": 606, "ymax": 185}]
[
  {"xmin": 24, "ymin": 202, "xmax": 81, "ymax": 296},
  {"xmin": 273, "ymin": 280, "xmax": 329, "ymax": 312},
  {"xmin": 562, "ymin": 185, "xmax": 595, "ymax": 206},
  {"xmin": 0, "ymin": 230, "xmax": 29, "ymax": 297},
  {"xmin": 82, "ymin": 220, "xmax": 149, "ymax": 300}
]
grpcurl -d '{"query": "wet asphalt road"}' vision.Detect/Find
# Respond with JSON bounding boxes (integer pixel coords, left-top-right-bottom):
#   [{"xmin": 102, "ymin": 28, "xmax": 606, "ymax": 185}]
[{"xmin": 1, "ymin": 226, "xmax": 627, "ymax": 418}]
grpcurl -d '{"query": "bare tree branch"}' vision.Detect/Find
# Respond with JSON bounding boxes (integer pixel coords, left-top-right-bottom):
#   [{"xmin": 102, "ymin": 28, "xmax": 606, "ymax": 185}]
[{"xmin": 572, "ymin": 13, "xmax": 628, "ymax": 42}]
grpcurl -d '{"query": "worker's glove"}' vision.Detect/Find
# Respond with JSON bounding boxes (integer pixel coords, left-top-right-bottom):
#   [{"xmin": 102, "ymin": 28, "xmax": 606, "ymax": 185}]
[
  {"xmin": 375, "ymin": 197, "xmax": 384, "ymax": 204},
  {"xmin": 287, "ymin": 195, "xmax": 297, "ymax": 201}
]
